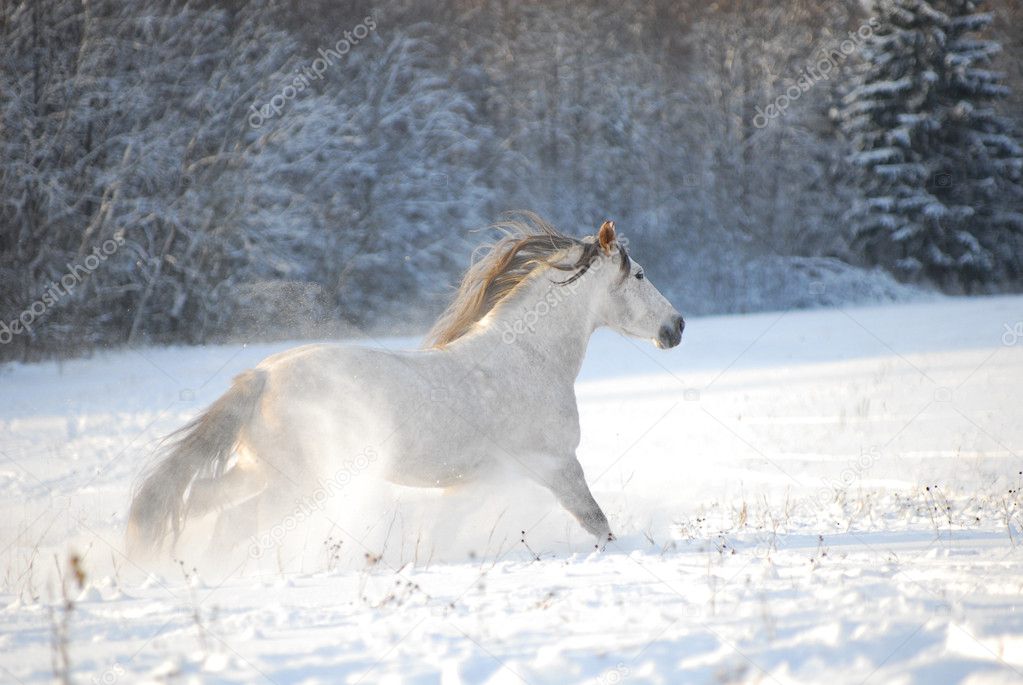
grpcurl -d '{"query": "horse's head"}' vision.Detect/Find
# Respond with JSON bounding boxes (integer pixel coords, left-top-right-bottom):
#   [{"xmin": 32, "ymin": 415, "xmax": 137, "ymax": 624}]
[
  {"xmin": 423, "ymin": 213, "xmax": 684, "ymax": 350},
  {"xmin": 589, "ymin": 220, "xmax": 684, "ymax": 349}
]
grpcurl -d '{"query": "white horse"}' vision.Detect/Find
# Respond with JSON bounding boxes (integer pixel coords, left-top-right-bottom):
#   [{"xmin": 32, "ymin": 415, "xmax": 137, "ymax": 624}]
[{"xmin": 126, "ymin": 214, "xmax": 684, "ymax": 558}]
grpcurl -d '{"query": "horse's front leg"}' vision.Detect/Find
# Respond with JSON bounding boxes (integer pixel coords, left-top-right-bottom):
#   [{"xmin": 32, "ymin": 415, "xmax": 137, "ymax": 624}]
[{"xmin": 531, "ymin": 456, "xmax": 613, "ymax": 542}]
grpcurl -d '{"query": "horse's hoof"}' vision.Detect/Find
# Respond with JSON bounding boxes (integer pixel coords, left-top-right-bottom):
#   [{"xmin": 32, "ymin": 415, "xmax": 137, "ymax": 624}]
[{"xmin": 594, "ymin": 532, "xmax": 615, "ymax": 551}]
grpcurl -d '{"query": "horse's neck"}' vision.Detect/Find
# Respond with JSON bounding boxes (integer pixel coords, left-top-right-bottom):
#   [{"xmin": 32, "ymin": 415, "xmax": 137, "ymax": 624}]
[{"xmin": 470, "ymin": 270, "xmax": 600, "ymax": 385}]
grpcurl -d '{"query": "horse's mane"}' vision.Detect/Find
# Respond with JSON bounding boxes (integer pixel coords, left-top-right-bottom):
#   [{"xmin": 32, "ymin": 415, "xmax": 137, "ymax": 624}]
[{"xmin": 425, "ymin": 211, "xmax": 629, "ymax": 348}]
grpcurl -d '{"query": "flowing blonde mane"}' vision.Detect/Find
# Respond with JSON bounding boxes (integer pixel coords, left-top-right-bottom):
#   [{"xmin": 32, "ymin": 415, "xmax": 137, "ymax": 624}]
[{"xmin": 425, "ymin": 212, "xmax": 629, "ymax": 348}]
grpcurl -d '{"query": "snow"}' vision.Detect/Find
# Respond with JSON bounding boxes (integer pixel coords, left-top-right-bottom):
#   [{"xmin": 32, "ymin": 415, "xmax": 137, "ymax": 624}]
[
  {"xmin": 854, "ymin": 78, "xmax": 914, "ymax": 99},
  {"xmin": 851, "ymin": 147, "xmax": 900, "ymax": 167},
  {"xmin": 2, "ymin": 295, "xmax": 1023, "ymax": 684}
]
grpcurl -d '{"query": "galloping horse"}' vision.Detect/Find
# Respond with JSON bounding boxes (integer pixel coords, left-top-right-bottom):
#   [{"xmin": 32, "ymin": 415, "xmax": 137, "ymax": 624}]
[{"xmin": 126, "ymin": 214, "xmax": 684, "ymax": 558}]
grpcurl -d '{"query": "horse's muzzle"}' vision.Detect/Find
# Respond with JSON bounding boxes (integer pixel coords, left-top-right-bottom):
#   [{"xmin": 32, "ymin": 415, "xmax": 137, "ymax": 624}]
[{"xmin": 657, "ymin": 315, "xmax": 684, "ymax": 349}]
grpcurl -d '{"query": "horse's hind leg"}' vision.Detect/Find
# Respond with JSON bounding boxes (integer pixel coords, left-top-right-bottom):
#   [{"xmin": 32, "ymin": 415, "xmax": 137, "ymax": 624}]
[
  {"xmin": 186, "ymin": 441, "xmax": 267, "ymax": 519},
  {"xmin": 188, "ymin": 465, "xmax": 266, "ymax": 519},
  {"xmin": 206, "ymin": 497, "xmax": 261, "ymax": 561},
  {"xmin": 183, "ymin": 444, "xmax": 267, "ymax": 560},
  {"xmin": 204, "ymin": 468, "xmax": 308, "ymax": 563},
  {"xmin": 235, "ymin": 412, "xmax": 332, "ymax": 563}
]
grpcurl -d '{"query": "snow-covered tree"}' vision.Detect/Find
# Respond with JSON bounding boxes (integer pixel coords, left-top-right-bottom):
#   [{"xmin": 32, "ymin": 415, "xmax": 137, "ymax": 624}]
[
  {"xmin": 309, "ymin": 26, "xmax": 498, "ymax": 326},
  {"xmin": 841, "ymin": 0, "xmax": 1023, "ymax": 289},
  {"xmin": 0, "ymin": 0, "xmax": 343, "ymax": 351}
]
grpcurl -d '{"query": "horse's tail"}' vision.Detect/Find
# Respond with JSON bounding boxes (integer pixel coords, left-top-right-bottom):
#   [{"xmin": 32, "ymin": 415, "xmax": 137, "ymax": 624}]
[{"xmin": 126, "ymin": 369, "xmax": 268, "ymax": 559}]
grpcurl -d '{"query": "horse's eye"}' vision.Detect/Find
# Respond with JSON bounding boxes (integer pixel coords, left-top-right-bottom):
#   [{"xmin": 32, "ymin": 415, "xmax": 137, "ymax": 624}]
[{"xmin": 635, "ymin": 271, "xmax": 644, "ymax": 280}]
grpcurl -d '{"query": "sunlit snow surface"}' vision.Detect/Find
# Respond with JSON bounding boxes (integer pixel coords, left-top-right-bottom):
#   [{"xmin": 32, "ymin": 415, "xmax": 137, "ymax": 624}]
[{"xmin": 2, "ymin": 296, "xmax": 1022, "ymax": 684}]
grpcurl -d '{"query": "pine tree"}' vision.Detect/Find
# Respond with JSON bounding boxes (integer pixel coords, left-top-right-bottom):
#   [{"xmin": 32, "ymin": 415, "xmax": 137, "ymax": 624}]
[{"xmin": 841, "ymin": 0, "xmax": 1023, "ymax": 290}]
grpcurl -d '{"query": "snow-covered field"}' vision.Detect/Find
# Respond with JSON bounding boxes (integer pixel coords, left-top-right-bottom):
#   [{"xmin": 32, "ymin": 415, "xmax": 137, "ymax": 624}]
[{"xmin": 2, "ymin": 295, "xmax": 1022, "ymax": 684}]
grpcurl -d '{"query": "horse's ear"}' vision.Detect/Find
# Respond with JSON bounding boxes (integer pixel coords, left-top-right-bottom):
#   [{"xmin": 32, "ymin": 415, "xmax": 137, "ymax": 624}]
[{"xmin": 597, "ymin": 220, "xmax": 617, "ymax": 255}]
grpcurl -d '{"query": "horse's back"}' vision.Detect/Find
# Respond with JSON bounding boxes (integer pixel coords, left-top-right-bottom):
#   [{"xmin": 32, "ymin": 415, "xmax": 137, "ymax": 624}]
[{"xmin": 252, "ymin": 342, "xmax": 499, "ymax": 487}]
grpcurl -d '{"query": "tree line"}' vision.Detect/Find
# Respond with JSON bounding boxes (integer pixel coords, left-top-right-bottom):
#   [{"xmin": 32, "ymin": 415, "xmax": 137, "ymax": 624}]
[{"xmin": 1, "ymin": 0, "xmax": 1020, "ymax": 361}]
